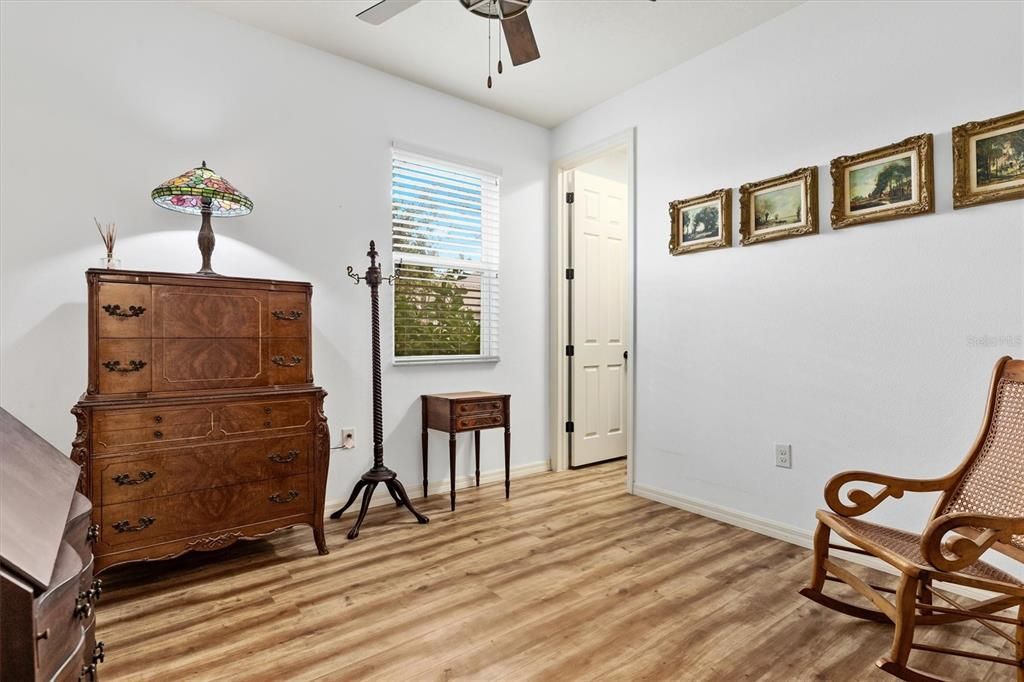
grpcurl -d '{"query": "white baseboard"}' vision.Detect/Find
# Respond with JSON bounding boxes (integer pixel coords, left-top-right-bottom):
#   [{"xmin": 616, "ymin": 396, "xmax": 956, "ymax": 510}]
[
  {"xmin": 324, "ymin": 460, "xmax": 550, "ymax": 516},
  {"xmin": 633, "ymin": 483, "xmax": 992, "ymax": 600}
]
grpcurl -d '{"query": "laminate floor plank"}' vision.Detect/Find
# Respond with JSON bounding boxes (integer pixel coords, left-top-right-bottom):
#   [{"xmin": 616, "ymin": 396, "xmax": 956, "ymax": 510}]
[{"xmin": 95, "ymin": 462, "xmax": 1016, "ymax": 681}]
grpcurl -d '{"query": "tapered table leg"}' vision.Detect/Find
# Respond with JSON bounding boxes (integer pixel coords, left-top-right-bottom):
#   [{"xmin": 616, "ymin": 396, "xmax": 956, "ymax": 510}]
[
  {"xmin": 504, "ymin": 424, "xmax": 510, "ymax": 500},
  {"xmin": 421, "ymin": 398, "xmax": 428, "ymax": 498},
  {"xmin": 474, "ymin": 430, "xmax": 481, "ymax": 487},
  {"xmin": 449, "ymin": 432, "xmax": 457, "ymax": 511}
]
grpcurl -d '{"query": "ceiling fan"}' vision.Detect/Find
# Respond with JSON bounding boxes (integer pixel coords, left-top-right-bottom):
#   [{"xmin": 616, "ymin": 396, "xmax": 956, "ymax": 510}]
[{"xmin": 357, "ymin": 0, "xmax": 540, "ymax": 88}]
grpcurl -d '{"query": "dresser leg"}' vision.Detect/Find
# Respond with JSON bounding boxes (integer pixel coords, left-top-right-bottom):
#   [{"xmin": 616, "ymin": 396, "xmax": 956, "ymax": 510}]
[
  {"xmin": 347, "ymin": 481, "xmax": 378, "ymax": 540},
  {"xmin": 330, "ymin": 479, "xmax": 366, "ymax": 520},
  {"xmin": 474, "ymin": 430, "xmax": 481, "ymax": 487},
  {"xmin": 449, "ymin": 432, "xmax": 457, "ymax": 512},
  {"xmin": 313, "ymin": 523, "xmax": 329, "ymax": 555}
]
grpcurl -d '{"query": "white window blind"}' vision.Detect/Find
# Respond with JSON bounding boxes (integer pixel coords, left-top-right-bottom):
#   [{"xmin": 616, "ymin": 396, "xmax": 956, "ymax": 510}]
[{"xmin": 391, "ymin": 147, "xmax": 500, "ymax": 363}]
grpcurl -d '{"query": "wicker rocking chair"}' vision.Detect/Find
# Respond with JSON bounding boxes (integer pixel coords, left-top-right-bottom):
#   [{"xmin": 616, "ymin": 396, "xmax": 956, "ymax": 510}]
[{"xmin": 800, "ymin": 356, "xmax": 1024, "ymax": 682}]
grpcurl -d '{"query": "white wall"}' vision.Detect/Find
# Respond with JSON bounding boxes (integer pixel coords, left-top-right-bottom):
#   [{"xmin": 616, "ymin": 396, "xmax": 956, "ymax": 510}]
[
  {"xmin": 0, "ymin": 2, "xmax": 551, "ymax": 507},
  {"xmin": 553, "ymin": 1, "xmax": 1024, "ymax": 552}
]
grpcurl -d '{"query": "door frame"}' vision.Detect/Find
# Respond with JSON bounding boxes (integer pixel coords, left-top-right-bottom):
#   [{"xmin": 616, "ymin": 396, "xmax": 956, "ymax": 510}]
[{"xmin": 548, "ymin": 128, "xmax": 637, "ymax": 493}]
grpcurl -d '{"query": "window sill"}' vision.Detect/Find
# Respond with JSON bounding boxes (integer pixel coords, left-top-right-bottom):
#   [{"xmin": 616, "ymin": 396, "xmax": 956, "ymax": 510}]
[{"xmin": 392, "ymin": 355, "xmax": 500, "ymax": 367}]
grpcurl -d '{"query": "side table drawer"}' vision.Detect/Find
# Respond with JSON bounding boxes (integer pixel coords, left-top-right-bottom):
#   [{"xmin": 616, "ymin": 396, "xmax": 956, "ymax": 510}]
[
  {"xmin": 456, "ymin": 413, "xmax": 504, "ymax": 431},
  {"xmin": 456, "ymin": 400, "xmax": 504, "ymax": 416}
]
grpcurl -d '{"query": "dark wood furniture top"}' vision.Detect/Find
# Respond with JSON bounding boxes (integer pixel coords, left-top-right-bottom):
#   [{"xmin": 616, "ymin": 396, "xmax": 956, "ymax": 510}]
[
  {"xmin": 74, "ymin": 269, "xmax": 329, "ymax": 574},
  {"xmin": 1, "ymin": 408, "xmax": 105, "ymax": 681},
  {"xmin": 421, "ymin": 392, "xmax": 510, "ymax": 511}
]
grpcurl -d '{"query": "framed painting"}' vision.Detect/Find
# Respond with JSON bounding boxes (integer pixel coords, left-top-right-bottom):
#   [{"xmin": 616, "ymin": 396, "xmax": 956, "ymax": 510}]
[
  {"xmin": 669, "ymin": 188, "xmax": 731, "ymax": 255},
  {"xmin": 830, "ymin": 133, "xmax": 934, "ymax": 229},
  {"xmin": 953, "ymin": 109, "xmax": 1024, "ymax": 209},
  {"xmin": 739, "ymin": 167, "xmax": 818, "ymax": 245}
]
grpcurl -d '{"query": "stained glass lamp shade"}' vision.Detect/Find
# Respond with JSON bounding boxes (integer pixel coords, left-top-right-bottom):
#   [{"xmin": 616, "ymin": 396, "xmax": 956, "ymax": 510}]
[{"xmin": 151, "ymin": 161, "xmax": 252, "ymax": 275}]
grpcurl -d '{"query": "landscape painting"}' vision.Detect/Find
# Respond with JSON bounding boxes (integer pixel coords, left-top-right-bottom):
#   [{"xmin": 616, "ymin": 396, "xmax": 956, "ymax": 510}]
[
  {"xmin": 953, "ymin": 110, "xmax": 1024, "ymax": 209},
  {"xmin": 681, "ymin": 200, "xmax": 721, "ymax": 243},
  {"xmin": 847, "ymin": 152, "xmax": 914, "ymax": 214},
  {"xmin": 668, "ymin": 188, "xmax": 731, "ymax": 255},
  {"xmin": 974, "ymin": 125, "xmax": 1024, "ymax": 189},
  {"xmin": 830, "ymin": 133, "xmax": 933, "ymax": 229},
  {"xmin": 752, "ymin": 183, "xmax": 803, "ymax": 231},
  {"xmin": 739, "ymin": 167, "xmax": 818, "ymax": 245}
]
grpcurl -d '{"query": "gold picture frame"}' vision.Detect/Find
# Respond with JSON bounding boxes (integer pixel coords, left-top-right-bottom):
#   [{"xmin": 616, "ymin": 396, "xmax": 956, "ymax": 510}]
[
  {"xmin": 830, "ymin": 134, "xmax": 934, "ymax": 229},
  {"xmin": 739, "ymin": 167, "xmax": 818, "ymax": 246},
  {"xmin": 669, "ymin": 188, "xmax": 731, "ymax": 255},
  {"xmin": 952, "ymin": 109, "xmax": 1024, "ymax": 209}
]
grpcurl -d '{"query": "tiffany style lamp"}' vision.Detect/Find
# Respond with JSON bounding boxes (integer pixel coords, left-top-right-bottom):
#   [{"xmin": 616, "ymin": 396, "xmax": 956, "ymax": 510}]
[{"xmin": 151, "ymin": 161, "xmax": 252, "ymax": 275}]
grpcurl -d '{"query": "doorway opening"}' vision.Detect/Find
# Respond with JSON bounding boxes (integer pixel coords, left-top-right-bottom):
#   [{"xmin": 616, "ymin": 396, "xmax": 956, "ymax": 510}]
[{"xmin": 549, "ymin": 130, "xmax": 636, "ymax": 492}]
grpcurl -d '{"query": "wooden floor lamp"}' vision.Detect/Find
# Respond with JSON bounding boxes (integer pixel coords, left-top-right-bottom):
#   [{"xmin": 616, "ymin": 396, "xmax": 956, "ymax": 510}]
[{"xmin": 330, "ymin": 240, "xmax": 429, "ymax": 539}]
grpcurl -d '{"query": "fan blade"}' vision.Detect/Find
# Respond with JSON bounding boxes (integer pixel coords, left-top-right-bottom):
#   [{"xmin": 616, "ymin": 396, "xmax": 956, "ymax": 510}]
[
  {"xmin": 501, "ymin": 11, "xmax": 540, "ymax": 66},
  {"xmin": 356, "ymin": 0, "xmax": 421, "ymax": 25}
]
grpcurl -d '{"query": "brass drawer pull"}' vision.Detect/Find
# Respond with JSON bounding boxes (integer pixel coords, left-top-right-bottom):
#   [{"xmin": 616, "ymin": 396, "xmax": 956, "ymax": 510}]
[
  {"xmin": 154, "ymin": 415, "xmax": 163, "ymax": 423},
  {"xmin": 272, "ymin": 310, "xmax": 303, "ymax": 321},
  {"xmin": 112, "ymin": 470, "xmax": 156, "ymax": 486},
  {"xmin": 271, "ymin": 355, "xmax": 303, "ymax": 368},
  {"xmin": 269, "ymin": 490, "xmax": 299, "ymax": 504},
  {"xmin": 93, "ymin": 641, "xmax": 105, "ymax": 665},
  {"xmin": 112, "ymin": 516, "xmax": 155, "ymax": 533},
  {"xmin": 86, "ymin": 523, "xmax": 100, "ymax": 544},
  {"xmin": 264, "ymin": 420, "xmax": 272, "ymax": 428},
  {"xmin": 268, "ymin": 450, "xmax": 299, "ymax": 464},
  {"xmin": 79, "ymin": 663, "xmax": 97, "ymax": 681},
  {"xmin": 102, "ymin": 304, "xmax": 146, "ymax": 318},
  {"xmin": 88, "ymin": 578, "xmax": 103, "ymax": 602},
  {"xmin": 102, "ymin": 359, "xmax": 147, "ymax": 373},
  {"xmin": 264, "ymin": 406, "xmax": 272, "ymax": 414},
  {"xmin": 153, "ymin": 430, "xmax": 163, "ymax": 439}
]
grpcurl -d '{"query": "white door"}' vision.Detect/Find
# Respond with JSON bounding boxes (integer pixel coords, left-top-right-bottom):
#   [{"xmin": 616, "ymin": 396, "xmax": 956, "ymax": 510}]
[{"xmin": 570, "ymin": 169, "xmax": 628, "ymax": 467}]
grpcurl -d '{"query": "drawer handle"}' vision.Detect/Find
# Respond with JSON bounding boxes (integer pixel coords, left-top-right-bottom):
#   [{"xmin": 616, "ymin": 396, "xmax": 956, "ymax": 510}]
[
  {"xmin": 79, "ymin": 663, "xmax": 97, "ymax": 681},
  {"xmin": 268, "ymin": 450, "xmax": 299, "ymax": 464},
  {"xmin": 264, "ymin": 420, "xmax": 272, "ymax": 428},
  {"xmin": 269, "ymin": 490, "xmax": 300, "ymax": 504},
  {"xmin": 86, "ymin": 523, "xmax": 100, "ymax": 544},
  {"xmin": 264, "ymin": 406, "xmax": 273, "ymax": 414},
  {"xmin": 153, "ymin": 430, "xmax": 164, "ymax": 439},
  {"xmin": 102, "ymin": 359, "xmax": 147, "ymax": 373},
  {"xmin": 93, "ymin": 641, "xmax": 105, "ymax": 665},
  {"xmin": 155, "ymin": 415, "xmax": 163, "ymax": 423},
  {"xmin": 112, "ymin": 516, "xmax": 155, "ymax": 533},
  {"xmin": 271, "ymin": 355, "xmax": 303, "ymax": 367},
  {"xmin": 88, "ymin": 578, "xmax": 103, "ymax": 603},
  {"xmin": 74, "ymin": 593, "xmax": 93, "ymax": 620},
  {"xmin": 112, "ymin": 470, "xmax": 156, "ymax": 486},
  {"xmin": 272, "ymin": 309, "xmax": 303, "ymax": 321},
  {"xmin": 102, "ymin": 304, "xmax": 146, "ymax": 318}
]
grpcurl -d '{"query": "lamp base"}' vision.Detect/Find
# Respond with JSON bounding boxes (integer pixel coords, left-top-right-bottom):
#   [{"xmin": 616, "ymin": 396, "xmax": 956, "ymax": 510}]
[{"xmin": 197, "ymin": 203, "xmax": 218, "ymax": 276}]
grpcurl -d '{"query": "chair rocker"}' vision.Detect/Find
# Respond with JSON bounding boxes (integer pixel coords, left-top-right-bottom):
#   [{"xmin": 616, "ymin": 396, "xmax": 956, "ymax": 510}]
[{"xmin": 800, "ymin": 356, "xmax": 1024, "ymax": 682}]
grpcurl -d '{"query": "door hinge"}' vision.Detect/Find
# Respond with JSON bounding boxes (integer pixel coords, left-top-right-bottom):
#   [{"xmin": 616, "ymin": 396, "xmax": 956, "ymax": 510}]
[
  {"xmin": 565, "ymin": 344, "xmax": 574, "ymax": 357},
  {"xmin": 565, "ymin": 267, "xmax": 574, "ymax": 280},
  {"xmin": 565, "ymin": 421, "xmax": 574, "ymax": 433},
  {"xmin": 565, "ymin": 191, "xmax": 575, "ymax": 204}
]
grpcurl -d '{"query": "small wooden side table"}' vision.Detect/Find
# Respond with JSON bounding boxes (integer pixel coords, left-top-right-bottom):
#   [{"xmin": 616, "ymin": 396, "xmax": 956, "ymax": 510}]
[{"xmin": 421, "ymin": 391, "xmax": 511, "ymax": 511}]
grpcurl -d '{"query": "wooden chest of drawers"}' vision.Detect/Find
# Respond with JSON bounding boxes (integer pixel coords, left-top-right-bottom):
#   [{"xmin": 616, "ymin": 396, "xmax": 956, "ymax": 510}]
[
  {"xmin": 71, "ymin": 270, "xmax": 329, "ymax": 574},
  {"xmin": 2, "ymin": 409, "xmax": 105, "ymax": 681}
]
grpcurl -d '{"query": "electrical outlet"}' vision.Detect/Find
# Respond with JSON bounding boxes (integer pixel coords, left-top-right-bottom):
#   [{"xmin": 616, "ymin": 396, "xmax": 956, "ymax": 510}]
[
  {"xmin": 775, "ymin": 443, "xmax": 792, "ymax": 469},
  {"xmin": 340, "ymin": 428, "xmax": 356, "ymax": 449}
]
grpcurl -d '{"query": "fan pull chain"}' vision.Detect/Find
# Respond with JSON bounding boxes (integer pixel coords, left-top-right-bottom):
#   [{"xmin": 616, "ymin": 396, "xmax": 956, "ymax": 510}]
[
  {"xmin": 497, "ymin": 10, "xmax": 503, "ymax": 75},
  {"xmin": 486, "ymin": 3, "xmax": 493, "ymax": 89}
]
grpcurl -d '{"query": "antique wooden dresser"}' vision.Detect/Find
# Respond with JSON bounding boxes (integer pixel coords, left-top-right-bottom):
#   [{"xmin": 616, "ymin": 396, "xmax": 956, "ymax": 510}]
[
  {"xmin": 1, "ymin": 408, "xmax": 105, "ymax": 681},
  {"xmin": 72, "ymin": 269, "xmax": 329, "ymax": 574}
]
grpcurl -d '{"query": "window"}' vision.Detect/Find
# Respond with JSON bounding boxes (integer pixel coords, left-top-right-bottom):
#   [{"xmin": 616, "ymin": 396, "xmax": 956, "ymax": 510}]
[{"xmin": 391, "ymin": 147, "xmax": 500, "ymax": 363}]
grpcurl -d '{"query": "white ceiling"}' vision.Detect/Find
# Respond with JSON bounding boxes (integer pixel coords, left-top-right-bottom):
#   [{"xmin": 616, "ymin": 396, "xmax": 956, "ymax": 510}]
[{"xmin": 193, "ymin": 0, "xmax": 801, "ymax": 128}]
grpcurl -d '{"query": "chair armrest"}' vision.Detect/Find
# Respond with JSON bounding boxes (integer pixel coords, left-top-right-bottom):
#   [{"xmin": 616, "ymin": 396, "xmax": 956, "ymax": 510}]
[
  {"xmin": 824, "ymin": 471, "xmax": 952, "ymax": 518},
  {"xmin": 921, "ymin": 513, "xmax": 1024, "ymax": 574}
]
